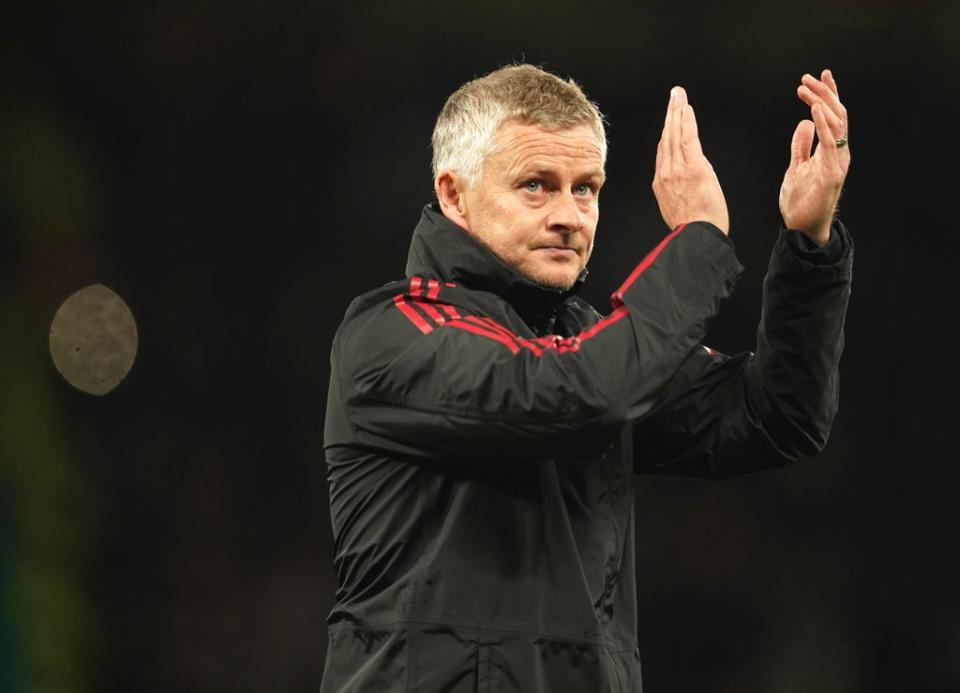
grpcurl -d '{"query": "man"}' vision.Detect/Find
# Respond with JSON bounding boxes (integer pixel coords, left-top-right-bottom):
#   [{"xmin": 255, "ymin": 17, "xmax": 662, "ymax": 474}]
[{"xmin": 321, "ymin": 64, "xmax": 852, "ymax": 692}]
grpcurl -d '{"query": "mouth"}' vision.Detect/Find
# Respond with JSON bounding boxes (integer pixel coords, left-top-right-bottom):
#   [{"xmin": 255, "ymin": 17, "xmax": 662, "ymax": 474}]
[{"xmin": 534, "ymin": 246, "xmax": 580, "ymax": 258}]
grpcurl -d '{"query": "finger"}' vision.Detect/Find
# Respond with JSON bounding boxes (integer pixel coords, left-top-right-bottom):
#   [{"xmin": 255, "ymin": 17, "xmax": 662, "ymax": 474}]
[
  {"xmin": 821, "ymin": 69, "xmax": 840, "ymax": 98},
  {"xmin": 681, "ymin": 104, "xmax": 704, "ymax": 158},
  {"xmin": 663, "ymin": 86, "xmax": 675, "ymax": 128},
  {"xmin": 811, "ymin": 103, "xmax": 839, "ymax": 168},
  {"xmin": 801, "ymin": 73, "xmax": 844, "ymax": 113},
  {"xmin": 661, "ymin": 88, "xmax": 675, "ymax": 143},
  {"xmin": 789, "ymin": 119, "xmax": 815, "ymax": 169},
  {"xmin": 797, "ymin": 90, "xmax": 846, "ymax": 143},
  {"xmin": 670, "ymin": 86, "xmax": 687, "ymax": 163},
  {"xmin": 797, "ymin": 86, "xmax": 845, "ymax": 139},
  {"xmin": 821, "ymin": 69, "xmax": 849, "ymax": 137},
  {"xmin": 797, "ymin": 84, "xmax": 842, "ymax": 119},
  {"xmin": 801, "ymin": 73, "xmax": 847, "ymax": 133},
  {"xmin": 660, "ymin": 88, "xmax": 675, "ymax": 169}
]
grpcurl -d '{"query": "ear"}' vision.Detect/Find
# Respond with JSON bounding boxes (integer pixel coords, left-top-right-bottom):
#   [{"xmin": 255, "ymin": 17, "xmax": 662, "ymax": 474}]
[{"xmin": 434, "ymin": 171, "xmax": 470, "ymax": 231}]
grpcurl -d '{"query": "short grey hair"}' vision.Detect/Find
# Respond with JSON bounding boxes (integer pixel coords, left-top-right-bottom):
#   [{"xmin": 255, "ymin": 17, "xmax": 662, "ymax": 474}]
[{"xmin": 431, "ymin": 64, "xmax": 607, "ymax": 188}]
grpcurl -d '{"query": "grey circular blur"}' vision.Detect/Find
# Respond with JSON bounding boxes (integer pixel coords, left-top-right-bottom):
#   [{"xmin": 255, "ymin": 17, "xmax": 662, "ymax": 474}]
[{"xmin": 49, "ymin": 284, "xmax": 138, "ymax": 396}]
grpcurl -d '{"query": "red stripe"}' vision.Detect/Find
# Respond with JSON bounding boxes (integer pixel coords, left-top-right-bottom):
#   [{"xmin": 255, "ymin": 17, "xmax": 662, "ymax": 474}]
[
  {"xmin": 429, "ymin": 226, "xmax": 688, "ymax": 354},
  {"xmin": 466, "ymin": 315, "xmax": 510, "ymax": 337},
  {"xmin": 411, "ymin": 298, "xmax": 448, "ymax": 324},
  {"xmin": 551, "ymin": 336, "xmax": 579, "ymax": 353},
  {"xmin": 394, "ymin": 295, "xmax": 627, "ymax": 355},
  {"xmin": 393, "ymin": 294, "xmax": 433, "ymax": 334},
  {"xmin": 464, "ymin": 315, "xmax": 523, "ymax": 354},
  {"xmin": 396, "ymin": 270, "xmax": 633, "ymax": 356},
  {"xmin": 471, "ymin": 316, "xmax": 544, "ymax": 356},
  {"xmin": 460, "ymin": 307, "xmax": 629, "ymax": 356},
  {"xmin": 447, "ymin": 320, "xmax": 520, "ymax": 354},
  {"xmin": 612, "ymin": 223, "xmax": 686, "ymax": 307},
  {"xmin": 477, "ymin": 309, "xmax": 627, "ymax": 353},
  {"xmin": 545, "ymin": 335, "xmax": 577, "ymax": 351},
  {"xmin": 579, "ymin": 305, "xmax": 628, "ymax": 340},
  {"xmin": 396, "ymin": 227, "xmax": 685, "ymax": 351}
]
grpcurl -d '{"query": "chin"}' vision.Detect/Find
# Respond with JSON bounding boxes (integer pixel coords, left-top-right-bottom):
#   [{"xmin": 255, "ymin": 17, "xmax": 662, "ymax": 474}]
[{"xmin": 525, "ymin": 269, "xmax": 579, "ymax": 292}]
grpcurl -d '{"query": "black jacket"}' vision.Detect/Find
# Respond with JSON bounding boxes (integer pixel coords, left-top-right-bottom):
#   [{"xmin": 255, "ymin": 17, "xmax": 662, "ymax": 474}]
[{"xmin": 321, "ymin": 203, "xmax": 853, "ymax": 692}]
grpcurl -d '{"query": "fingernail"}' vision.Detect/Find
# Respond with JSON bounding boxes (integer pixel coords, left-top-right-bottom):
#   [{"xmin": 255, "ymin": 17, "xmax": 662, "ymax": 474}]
[{"xmin": 670, "ymin": 87, "xmax": 677, "ymax": 99}]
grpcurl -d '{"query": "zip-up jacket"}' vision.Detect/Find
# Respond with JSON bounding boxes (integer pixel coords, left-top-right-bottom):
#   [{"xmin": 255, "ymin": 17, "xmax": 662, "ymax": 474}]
[{"xmin": 321, "ymin": 203, "xmax": 853, "ymax": 692}]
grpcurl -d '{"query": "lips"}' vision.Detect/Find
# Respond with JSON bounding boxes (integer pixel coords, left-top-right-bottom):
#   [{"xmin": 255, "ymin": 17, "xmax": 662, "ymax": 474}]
[
  {"xmin": 534, "ymin": 246, "xmax": 580, "ymax": 255},
  {"xmin": 533, "ymin": 247, "xmax": 581, "ymax": 264}
]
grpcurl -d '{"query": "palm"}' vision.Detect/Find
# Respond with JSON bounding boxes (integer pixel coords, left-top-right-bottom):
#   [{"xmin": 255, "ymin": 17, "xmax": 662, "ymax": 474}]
[
  {"xmin": 779, "ymin": 142, "xmax": 850, "ymax": 240},
  {"xmin": 778, "ymin": 70, "xmax": 851, "ymax": 245}
]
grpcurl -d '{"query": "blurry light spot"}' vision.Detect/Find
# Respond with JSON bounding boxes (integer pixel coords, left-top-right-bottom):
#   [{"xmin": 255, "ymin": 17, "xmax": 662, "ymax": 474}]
[{"xmin": 49, "ymin": 284, "xmax": 138, "ymax": 395}]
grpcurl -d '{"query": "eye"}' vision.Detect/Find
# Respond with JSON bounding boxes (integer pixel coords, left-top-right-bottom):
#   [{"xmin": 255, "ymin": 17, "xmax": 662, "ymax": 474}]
[
  {"xmin": 523, "ymin": 180, "xmax": 542, "ymax": 193},
  {"xmin": 574, "ymin": 183, "xmax": 594, "ymax": 196}
]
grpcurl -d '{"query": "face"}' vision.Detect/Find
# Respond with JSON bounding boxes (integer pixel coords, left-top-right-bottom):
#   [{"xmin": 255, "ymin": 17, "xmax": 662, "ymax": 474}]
[{"xmin": 459, "ymin": 122, "xmax": 605, "ymax": 291}]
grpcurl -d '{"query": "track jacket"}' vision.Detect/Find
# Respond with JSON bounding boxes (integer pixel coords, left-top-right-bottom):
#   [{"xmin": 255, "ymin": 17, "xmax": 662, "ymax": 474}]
[{"xmin": 321, "ymin": 203, "xmax": 853, "ymax": 692}]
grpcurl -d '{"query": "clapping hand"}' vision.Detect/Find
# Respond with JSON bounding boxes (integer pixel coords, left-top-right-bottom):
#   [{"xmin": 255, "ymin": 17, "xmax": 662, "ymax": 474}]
[
  {"xmin": 653, "ymin": 86, "xmax": 729, "ymax": 235},
  {"xmin": 779, "ymin": 69, "xmax": 851, "ymax": 246}
]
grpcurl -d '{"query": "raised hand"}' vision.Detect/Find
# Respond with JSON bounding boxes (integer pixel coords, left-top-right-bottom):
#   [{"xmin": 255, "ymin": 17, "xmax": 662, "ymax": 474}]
[
  {"xmin": 653, "ymin": 86, "xmax": 729, "ymax": 234},
  {"xmin": 779, "ymin": 69, "xmax": 851, "ymax": 246}
]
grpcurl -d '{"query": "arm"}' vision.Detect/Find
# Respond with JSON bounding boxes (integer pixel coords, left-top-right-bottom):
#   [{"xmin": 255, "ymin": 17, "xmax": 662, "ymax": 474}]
[
  {"xmin": 330, "ymin": 222, "xmax": 741, "ymax": 463},
  {"xmin": 632, "ymin": 221, "xmax": 853, "ymax": 478},
  {"xmin": 633, "ymin": 70, "xmax": 853, "ymax": 478}
]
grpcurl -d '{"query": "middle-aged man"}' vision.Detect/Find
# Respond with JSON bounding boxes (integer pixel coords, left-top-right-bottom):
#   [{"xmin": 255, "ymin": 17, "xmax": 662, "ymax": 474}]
[{"xmin": 321, "ymin": 64, "xmax": 852, "ymax": 692}]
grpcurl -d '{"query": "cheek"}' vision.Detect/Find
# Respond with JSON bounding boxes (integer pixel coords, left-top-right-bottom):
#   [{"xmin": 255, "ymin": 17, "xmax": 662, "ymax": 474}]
[
  {"xmin": 470, "ymin": 193, "xmax": 508, "ymax": 237},
  {"xmin": 496, "ymin": 205, "xmax": 540, "ymax": 247},
  {"xmin": 583, "ymin": 225, "xmax": 598, "ymax": 261}
]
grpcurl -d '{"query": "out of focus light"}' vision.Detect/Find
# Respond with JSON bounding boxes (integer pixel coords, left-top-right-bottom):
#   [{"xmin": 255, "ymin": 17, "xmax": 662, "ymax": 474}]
[{"xmin": 49, "ymin": 284, "xmax": 138, "ymax": 395}]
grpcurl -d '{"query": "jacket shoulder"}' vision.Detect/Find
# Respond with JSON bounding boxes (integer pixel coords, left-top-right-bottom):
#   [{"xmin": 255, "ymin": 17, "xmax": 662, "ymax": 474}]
[
  {"xmin": 338, "ymin": 279, "xmax": 405, "ymax": 326},
  {"xmin": 333, "ymin": 277, "xmax": 491, "ymax": 380},
  {"xmin": 333, "ymin": 279, "xmax": 412, "ymax": 377}
]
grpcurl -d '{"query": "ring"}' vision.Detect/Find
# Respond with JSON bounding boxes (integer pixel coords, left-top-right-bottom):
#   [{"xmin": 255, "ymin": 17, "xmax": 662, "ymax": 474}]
[{"xmin": 835, "ymin": 136, "xmax": 848, "ymax": 148}]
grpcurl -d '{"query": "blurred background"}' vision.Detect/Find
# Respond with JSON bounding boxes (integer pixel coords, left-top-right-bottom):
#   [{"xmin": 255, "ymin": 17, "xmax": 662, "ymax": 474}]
[{"xmin": 1, "ymin": 1, "xmax": 958, "ymax": 691}]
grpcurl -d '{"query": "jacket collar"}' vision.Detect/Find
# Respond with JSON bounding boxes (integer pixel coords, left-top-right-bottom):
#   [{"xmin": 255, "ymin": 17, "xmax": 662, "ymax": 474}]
[{"xmin": 405, "ymin": 203, "xmax": 587, "ymax": 329}]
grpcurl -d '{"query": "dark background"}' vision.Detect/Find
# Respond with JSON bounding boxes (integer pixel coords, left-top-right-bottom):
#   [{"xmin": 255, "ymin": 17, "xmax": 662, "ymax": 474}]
[{"xmin": 2, "ymin": 2, "xmax": 958, "ymax": 692}]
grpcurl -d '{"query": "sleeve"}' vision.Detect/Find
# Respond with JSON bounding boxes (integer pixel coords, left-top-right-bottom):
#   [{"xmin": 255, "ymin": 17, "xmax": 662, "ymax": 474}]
[
  {"xmin": 330, "ymin": 222, "xmax": 743, "ymax": 463},
  {"xmin": 631, "ymin": 221, "xmax": 854, "ymax": 479}
]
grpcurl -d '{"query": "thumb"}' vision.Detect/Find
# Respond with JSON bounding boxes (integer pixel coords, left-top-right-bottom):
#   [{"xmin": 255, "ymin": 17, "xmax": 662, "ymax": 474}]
[{"xmin": 790, "ymin": 119, "xmax": 815, "ymax": 169}]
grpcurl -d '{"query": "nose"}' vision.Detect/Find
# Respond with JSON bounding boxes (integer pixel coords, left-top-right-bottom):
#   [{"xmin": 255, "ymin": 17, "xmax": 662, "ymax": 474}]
[{"xmin": 545, "ymin": 191, "xmax": 585, "ymax": 235}]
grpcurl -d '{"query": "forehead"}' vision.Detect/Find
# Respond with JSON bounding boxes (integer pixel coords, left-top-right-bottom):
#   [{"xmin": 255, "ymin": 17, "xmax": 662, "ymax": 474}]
[{"xmin": 490, "ymin": 121, "xmax": 605, "ymax": 176}]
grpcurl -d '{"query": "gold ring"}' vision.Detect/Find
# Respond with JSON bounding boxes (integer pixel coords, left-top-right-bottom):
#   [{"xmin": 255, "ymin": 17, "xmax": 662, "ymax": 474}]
[{"xmin": 835, "ymin": 136, "xmax": 848, "ymax": 148}]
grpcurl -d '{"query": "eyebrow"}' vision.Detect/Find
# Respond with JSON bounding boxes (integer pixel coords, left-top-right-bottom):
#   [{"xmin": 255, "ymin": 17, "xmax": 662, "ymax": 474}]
[{"xmin": 517, "ymin": 167, "xmax": 606, "ymax": 183}]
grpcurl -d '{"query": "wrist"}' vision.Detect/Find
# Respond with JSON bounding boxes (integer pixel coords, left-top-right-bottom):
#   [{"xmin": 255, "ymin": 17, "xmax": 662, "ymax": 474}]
[
  {"xmin": 782, "ymin": 215, "xmax": 830, "ymax": 246},
  {"xmin": 678, "ymin": 214, "xmax": 728, "ymax": 236},
  {"xmin": 802, "ymin": 224, "xmax": 831, "ymax": 247}
]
